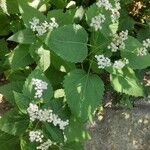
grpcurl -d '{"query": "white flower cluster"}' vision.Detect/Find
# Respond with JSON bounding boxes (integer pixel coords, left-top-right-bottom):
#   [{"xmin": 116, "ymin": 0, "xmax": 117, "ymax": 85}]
[
  {"xmin": 111, "ymin": 1, "xmax": 121, "ymax": 23},
  {"xmin": 29, "ymin": 17, "xmax": 58, "ymax": 36},
  {"xmin": 96, "ymin": 0, "xmax": 121, "ymax": 23},
  {"xmin": 136, "ymin": 47, "xmax": 148, "ymax": 56},
  {"xmin": 90, "ymin": 13, "xmax": 106, "ymax": 31},
  {"xmin": 95, "ymin": 55, "xmax": 129, "ymax": 70},
  {"xmin": 27, "ymin": 103, "xmax": 69, "ymax": 130},
  {"xmin": 143, "ymin": 38, "xmax": 150, "ymax": 48},
  {"xmin": 29, "ymin": 131, "xmax": 56, "ymax": 149},
  {"xmin": 95, "ymin": 55, "xmax": 111, "ymax": 69},
  {"xmin": 32, "ymin": 78, "xmax": 48, "ymax": 99},
  {"xmin": 96, "ymin": 0, "xmax": 112, "ymax": 10},
  {"xmin": 29, "ymin": 130, "xmax": 44, "ymax": 143},
  {"xmin": 136, "ymin": 38, "xmax": 150, "ymax": 56},
  {"xmin": 113, "ymin": 58, "xmax": 129, "ymax": 69},
  {"xmin": 108, "ymin": 30, "xmax": 128, "ymax": 52},
  {"xmin": 37, "ymin": 139, "xmax": 56, "ymax": 150}
]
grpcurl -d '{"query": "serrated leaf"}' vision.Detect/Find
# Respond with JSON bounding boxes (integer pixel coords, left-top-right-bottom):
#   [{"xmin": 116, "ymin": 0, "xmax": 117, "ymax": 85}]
[
  {"xmin": 86, "ymin": 4, "xmax": 112, "ymax": 36},
  {"xmin": 43, "ymin": 122, "xmax": 64, "ymax": 143},
  {"xmin": 20, "ymin": 136, "xmax": 36, "ymax": 150},
  {"xmin": 45, "ymin": 25, "xmax": 88, "ymax": 63},
  {"xmin": 22, "ymin": 69, "xmax": 53, "ymax": 102},
  {"xmin": 8, "ymin": 45, "xmax": 34, "ymax": 70},
  {"xmin": 0, "ymin": 110, "xmax": 29, "ymax": 135},
  {"xmin": 137, "ymin": 27, "xmax": 150, "ymax": 41},
  {"xmin": 121, "ymin": 52, "xmax": 150, "ymax": 69},
  {"xmin": 90, "ymin": 31, "xmax": 112, "ymax": 54},
  {"xmin": 110, "ymin": 67, "xmax": 144, "ymax": 96},
  {"xmin": 121, "ymin": 36, "xmax": 150, "ymax": 69},
  {"xmin": 0, "ymin": 131, "xmax": 20, "ymax": 150},
  {"xmin": 0, "ymin": 81, "xmax": 24, "ymax": 104},
  {"xmin": 119, "ymin": 8, "xmax": 135, "ymax": 31},
  {"xmin": 47, "ymin": 9, "xmax": 75, "ymax": 26},
  {"xmin": 14, "ymin": 92, "xmax": 29, "ymax": 114},
  {"xmin": 63, "ymin": 69, "xmax": 104, "ymax": 121},
  {"xmin": 124, "ymin": 36, "xmax": 143, "ymax": 52},
  {"xmin": 64, "ymin": 117, "xmax": 90, "ymax": 142},
  {"xmin": 29, "ymin": 42, "xmax": 50, "ymax": 71},
  {"xmin": 18, "ymin": 0, "xmax": 46, "ymax": 28},
  {"xmin": 50, "ymin": 53, "xmax": 76, "ymax": 72},
  {"xmin": 8, "ymin": 29, "xmax": 36, "ymax": 44},
  {"xmin": 45, "ymin": 66, "xmax": 65, "ymax": 89}
]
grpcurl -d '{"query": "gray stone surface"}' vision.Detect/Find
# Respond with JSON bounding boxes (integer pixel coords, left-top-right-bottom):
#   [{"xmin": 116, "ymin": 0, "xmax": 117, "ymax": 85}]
[{"xmin": 85, "ymin": 101, "xmax": 150, "ymax": 150}]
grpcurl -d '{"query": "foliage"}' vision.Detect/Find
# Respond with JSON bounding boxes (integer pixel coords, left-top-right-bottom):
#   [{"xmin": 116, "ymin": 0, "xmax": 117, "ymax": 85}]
[{"xmin": 0, "ymin": 0, "xmax": 149, "ymax": 149}]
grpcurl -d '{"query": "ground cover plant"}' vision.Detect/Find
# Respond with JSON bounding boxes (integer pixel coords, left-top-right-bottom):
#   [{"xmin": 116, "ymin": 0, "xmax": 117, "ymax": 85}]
[{"xmin": 0, "ymin": 0, "xmax": 150, "ymax": 149}]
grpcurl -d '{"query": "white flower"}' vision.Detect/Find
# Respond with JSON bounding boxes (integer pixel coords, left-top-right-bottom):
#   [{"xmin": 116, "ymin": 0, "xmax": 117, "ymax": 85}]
[
  {"xmin": 95, "ymin": 55, "xmax": 111, "ymax": 69},
  {"xmin": 90, "ymin": 14, "xmax": 106, "ymax": 31},
  {"xmin": 137, "ymin": 47, "xmax": 148, "ymax": 56},
  {"xmin": 59, "ymin": 120, "xmax": 69, "ymax": 130},
  {"xmin": 111, "ymin": 8, "xmax": 120, "ymax": 23},
  {"xmin": 32, "ymin": 78, "xmax": 48, "ymax": 99},
  {"xmin": 96, "ymin": 0, "xmax": 121, "ymax": 23},
  {"xmin": 37, "ymin": 139, "xmax": 54, "ymax": 150},
  {"xmin": 108, "ymin": 30, "xmax": 128, "ymax": 52},
  {"xmin": 96, "ymin": 0, "xmax": 112, "ymax": 10},
  {"xmin": 113, "ymin": 58, "xmax": 129, "ymax": 69},
  {"xmin": 27, "ymin": 103, "xmax": 39, "ymax": 121},
  {"xmin": 29, "ymin": 17, "xmax": 40, "ymax": 32},
  {"xmin": 29, "ymin": 130, "xmax": 44, "ymax": 143},
  {"xmin": 29, "ymin": 17, "xmax": 58, "ymax": 36},
  {"xmin": 27, "ymin": 103, "xmax": 69, "ymax": 130},
  {"xmin": 38, "ymin": 109, "xmax": 53, "ymax": 122},
  {"xmin": 49, "ymin": 18, "xmax": 59, "ymax": 29},
  {"xmin": 143, "ymin": 38, "xmax": 150, "ymax": 48},
  {"xmin": 52, "ymin": 114, "xmax": 69, "ymax": 130}
]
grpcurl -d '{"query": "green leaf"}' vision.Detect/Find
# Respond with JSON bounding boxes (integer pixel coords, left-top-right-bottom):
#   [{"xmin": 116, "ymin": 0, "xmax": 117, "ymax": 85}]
[
  {"xmin": 0, "ymin": 11, "xmax": 10, "ymax": 36},
  {"xmin": 43, "ymin": 122, "xmax": 64, "ymax": 143},
  {"xmin": 30, "ymin": 42, "xmax": 50, "ymax": 71},
  {"xmin": 124, "ymin": 36, "xmax": 143, "ymax": 52},
  {"xmin": 137, "ymin": 27, "xmax": 150, "ymax": 41},
  {"xmin": 0, "ymin": 131, "xmax": 20, "ymax": 150},
  {"xmin": 0, "ymin": 0, "xmax": 19, "ymax": 14},
  {"xmin": 110, "ymin": 67, "xmax": 144, "ymax": 96},
  {"xmin": 64, "ymin": 117, "xmax": 90, "ymax": 142},
  {"xmin": 86, "ymin": 4, "xmax": 112, "ymax": 36},
  {"xmin": 50, "ymin": 53, "xmax": 76, "ymax": 72},
  {"xmin": 45, "ymin": 66, "xmax": 65, "ymax": 89},
  {"xmin": 47, "ymin": 9, "xmax": 75, "ymax": 26},
  {"xmin": 90, "ymin": 31, "xmax": 111, "ymax": 55},
  {"xmin": 8, "ymin": 29, "xmax": 36, "ymax": 44},
  {"xmin": 20, "ymin": 136, "xmax": 36, "ymax": 150},
  {"xmin": 18, "ymin": 0, "xmax": 46, "ymax": 28},
  {"xmin": 121, "ymin": 36, "xmax": 150, "ymax": 69},
  {"xmin": 22, "ymin": 69, "xmax": 53, "ymax": 102},
  {"xmin": 121, "ymin": 52, "xmax": 150, "ymax": 69},
  {"xmin": 43, "ymin": 98, "xmax": 70, "ymax": 120},
  {"xmin": 63, "ymin": 69, "xmax": 104, "ymax": 121},
  {"xmin": 50, "ymin": 0, "xmax": 67, "ymax": 9},
  {"xmin": 119, "ymin": 8, "xmax": 135, "ymax": 31},
  {"xmin": 0, "ymin": 81, "xmax": 24, "ymax": 104},
  {"xmin": 8, "ymin": 45, "xmax": 34, "ymax": 70},
  {"xmin": 0, "ymin": 110, "xmax": 29, "ymax": 135},
  {"xmin": 14, "ymin": 92, "xmax": 29, "ymax": 114},
  {"xmin": 45, "ymin": 24, "xmax": 88, "ymax": 63}
]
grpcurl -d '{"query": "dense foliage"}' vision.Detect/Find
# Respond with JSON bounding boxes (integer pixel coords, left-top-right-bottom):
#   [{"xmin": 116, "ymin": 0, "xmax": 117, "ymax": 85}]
[{"xmin": 0, "ymin": 0, "xmax": 149, "ymax": 149}]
